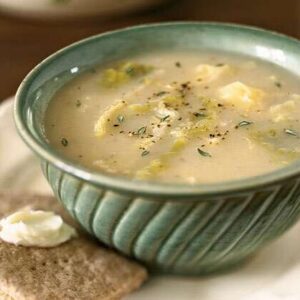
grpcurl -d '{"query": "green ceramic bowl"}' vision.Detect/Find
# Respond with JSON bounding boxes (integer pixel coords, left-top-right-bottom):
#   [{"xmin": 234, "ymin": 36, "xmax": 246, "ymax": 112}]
[{"xmin": 15, "ymin": 22, "xmax": 300, "ymax": 275}]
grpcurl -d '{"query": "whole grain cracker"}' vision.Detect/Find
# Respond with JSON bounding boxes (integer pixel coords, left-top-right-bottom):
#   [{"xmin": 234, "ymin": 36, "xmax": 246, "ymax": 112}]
[{"xmin": 0, "ymin": 191, "xmax": 147, "ymax": 300}]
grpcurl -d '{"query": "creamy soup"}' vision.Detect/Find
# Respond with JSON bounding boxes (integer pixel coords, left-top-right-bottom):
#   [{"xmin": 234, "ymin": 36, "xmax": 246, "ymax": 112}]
[{"xmin": 44, "ymin": 50, "xmax": 300, "ymax": 184}]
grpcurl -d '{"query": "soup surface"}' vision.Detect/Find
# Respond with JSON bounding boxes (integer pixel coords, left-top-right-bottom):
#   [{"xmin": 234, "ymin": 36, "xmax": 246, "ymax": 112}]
[{"xmin": 45, "ymin": 50, "xmax": 300, "ymax": 184}]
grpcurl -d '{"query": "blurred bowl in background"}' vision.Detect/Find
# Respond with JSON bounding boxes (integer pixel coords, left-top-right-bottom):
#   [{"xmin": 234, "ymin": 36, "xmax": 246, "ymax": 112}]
[{"xmin": 0, "ymin": 0, "xmax": 168, "ymax": 19}]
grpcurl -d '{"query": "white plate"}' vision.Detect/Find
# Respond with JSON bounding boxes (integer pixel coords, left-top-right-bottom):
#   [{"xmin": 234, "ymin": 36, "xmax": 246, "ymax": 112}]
[{"xmin": 2, "ymin": 97, "xmax": 300, "ymax": 300}]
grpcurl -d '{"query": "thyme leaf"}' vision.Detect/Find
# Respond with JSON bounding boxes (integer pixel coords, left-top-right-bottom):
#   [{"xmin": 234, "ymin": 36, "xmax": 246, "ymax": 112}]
[
  {"xmin": 136, "ymin": 126, "xmax": 147, "ymax": 136},
  {"xmin": 117, "ymin": 115, "xmax": 125, "ymax": 123},
  {"xmin": 52, "ymin": 0, "xmax": 71, "ymax": 4},
  {"xmin": 61, "ymin": 138, "xmax": 69, "ymax": 147},
  {"xmin": 193, "ymin": 112, "xmax": 207, "ymax": 118},
  {"xmin": 161, "ymin": 115, "xmax": 170, "ymax": 122},
  {"xmin": 141, "ymin": 150, "xmax": 150, "ymax": 157},
  {"xmin": 154, "ymin": 91, "xmax": 168, "ymax": 97},
  {"xmin": 197, "ymin": 148, "xmax": 211, "ymax": 157},
  {"xmin": 284, "ymin": 128, "xmax": 298, "ymax": 137},
  {"xmin": 236, "ymin": 120, "xmax": 253, "ymax": 128}
]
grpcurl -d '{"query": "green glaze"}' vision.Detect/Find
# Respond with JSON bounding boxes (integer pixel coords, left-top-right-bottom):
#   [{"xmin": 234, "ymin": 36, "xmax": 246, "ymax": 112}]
[{"xmin": 15, "ymin": 22, "xmax": 300, "ymax": 275}]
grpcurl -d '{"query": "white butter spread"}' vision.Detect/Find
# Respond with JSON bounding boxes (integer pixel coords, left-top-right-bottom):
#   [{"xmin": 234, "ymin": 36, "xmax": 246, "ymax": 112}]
[{"xmin": 0, "ymin": 210, "xmax": 77, "ymax": 247}]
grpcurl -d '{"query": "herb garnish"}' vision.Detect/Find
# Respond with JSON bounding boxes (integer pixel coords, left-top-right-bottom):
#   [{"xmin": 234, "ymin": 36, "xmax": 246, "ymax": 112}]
[
  {"xmin": 161, "ymin": 115, "xmax": 170, "ymax": 122},
  {"xmin": 275, "ymin": 82, "xmax": 282, "ymax": 88},
  {"xmin": 52, "ymin": 0, "xmax": 71, "ymax": 4},
  {"xmin": 124, "ymin": 66, "xmax": 134, "ymax": 75},
  {"xmin": 117, "ymin": 115, "xmax": 125, "ymax": 123},
  {"xmin": 136, "ymin": 126, "xmax": 147, "ymax": 136},
  {"xmin": 154, "ymin": 91, "xmax": 168, "ymax": 97},
  {"xmin": 197, "ymin": 148, "xmax": 211, "ymax": 157},
  {"xmin": 193, "ymin": 112, "xmax": 207, "ymax": 118},
  {"xmin": 236, "ymin": 120, "xmax": 253, "ymax": 128},
  {"xmin": 175, "ymin": 62, "xmax": 182, "ymax": 68},
  {"xmin": 284, "ymin": 128, "xmax": 298, "ymax": 137},
  {"xmin": 141, "ymin": 150, "xmax": 150, "ymax": 157},
  {"xmin": 76, "ymin": 100, "xmax": 81, "ymax": 107},
  {"xmin": 61, "ymin": 138, "xmax": 69, "ymax": 147}
]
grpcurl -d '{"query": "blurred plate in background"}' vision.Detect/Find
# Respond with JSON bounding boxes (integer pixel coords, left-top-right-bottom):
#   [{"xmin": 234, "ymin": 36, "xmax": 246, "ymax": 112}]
[{"xmin": 0, "ymin": 0, "xmax": 167, "ymax": 19}]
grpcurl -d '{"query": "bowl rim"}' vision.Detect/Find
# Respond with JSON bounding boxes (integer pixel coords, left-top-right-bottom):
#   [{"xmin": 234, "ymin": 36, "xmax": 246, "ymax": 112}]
[{"xmin": 14, "ymin": 21, "xmax": 300, "ymax": 198}]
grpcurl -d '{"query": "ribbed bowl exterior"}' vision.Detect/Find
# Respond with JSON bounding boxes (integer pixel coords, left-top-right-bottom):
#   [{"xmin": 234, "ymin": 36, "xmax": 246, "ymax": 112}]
[{"xmin": 42, "ymin": 161, "xmax": 300, "ymax": 275}]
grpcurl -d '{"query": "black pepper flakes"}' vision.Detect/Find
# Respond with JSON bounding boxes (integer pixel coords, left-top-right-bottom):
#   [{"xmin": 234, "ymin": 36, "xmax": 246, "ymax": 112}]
[{"xmin": 181, "ymin": 82, "xmax": 190, "ymax": 89}]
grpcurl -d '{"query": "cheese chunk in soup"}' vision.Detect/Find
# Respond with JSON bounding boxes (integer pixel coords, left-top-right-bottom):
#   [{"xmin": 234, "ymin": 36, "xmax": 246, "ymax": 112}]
[{"xmin": 44, "ymin": 51, "xmax": 300, "ymax": 184}]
